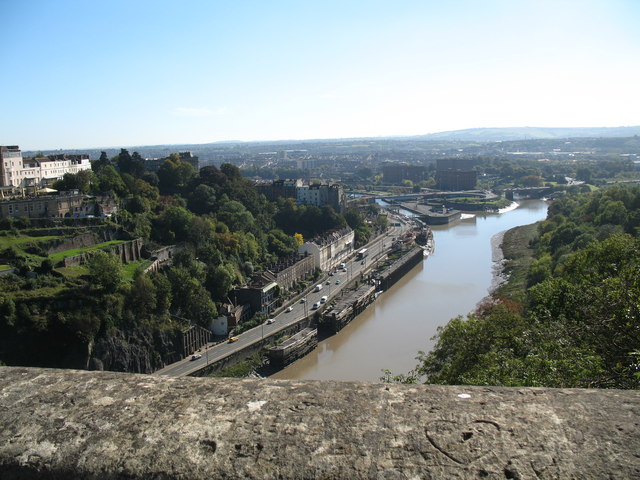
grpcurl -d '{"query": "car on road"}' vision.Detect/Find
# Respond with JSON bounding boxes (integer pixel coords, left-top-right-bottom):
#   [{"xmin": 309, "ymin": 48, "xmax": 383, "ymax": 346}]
[
  {"xmin": 335, "ymin": 280, "xmax": 341, "ymax": 285},
  {"xmin": 312, "ymin": 302, "xmax": 320, "ymax": 310},
  {"xmin": 300, "ymin": 298, "xmax": 307, "ymax": 303},
  {"xmin": 286, "ymin": 306, "xmax": 293, "ymax": 312},
  {"xmin": 190, "ymin": 354, "xmax": 202, "ymax": 361},
  {"xmin": 266, "ymin": 318, "xmax": 275, "ymax": 324},
  {"xmin": 325, "ymin": 280, "xmax": 331, "ymax": 285},
  {"xmin": 228, "ymin": 336, "xmax": 239, "ymax": 343}
]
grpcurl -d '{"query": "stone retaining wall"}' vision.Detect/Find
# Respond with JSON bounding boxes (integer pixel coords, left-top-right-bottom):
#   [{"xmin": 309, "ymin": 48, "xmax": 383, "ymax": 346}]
[
  {"xmin": 376, "ymin": 247, "xmax": 424, "ymax": 291},
  {"xmin": 62, "ymin": 238, "xmax": 143, "ymax": 268},
  {"xmin": 0, "ymin": 367, "xmax": 638, "ymax": 479}
]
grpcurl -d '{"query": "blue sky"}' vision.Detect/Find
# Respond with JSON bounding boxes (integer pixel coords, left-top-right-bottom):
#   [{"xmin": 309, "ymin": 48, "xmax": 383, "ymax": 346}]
[{"xmin": 1, "ymin": 0, "xmax": 639, "ymax": 150}]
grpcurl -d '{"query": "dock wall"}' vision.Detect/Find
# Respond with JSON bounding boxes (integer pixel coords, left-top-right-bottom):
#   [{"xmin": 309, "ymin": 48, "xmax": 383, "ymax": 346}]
[
  {"xmin": 376, "ymin": 247, "xmax": 424, "ymax": 291},
  {"xmin": 190, "ymin": 316, "xmax": 316, "ymax": 377},
  {"xmin": 265, "ymin": 328, "xmax": 318, "ymax": 368}
]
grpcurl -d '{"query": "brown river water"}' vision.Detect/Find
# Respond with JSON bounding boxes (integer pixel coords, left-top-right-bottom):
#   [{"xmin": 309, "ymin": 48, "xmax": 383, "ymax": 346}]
[{"xmin": 271, "ymin": 199, "xmax": 548, "ymax": 381}]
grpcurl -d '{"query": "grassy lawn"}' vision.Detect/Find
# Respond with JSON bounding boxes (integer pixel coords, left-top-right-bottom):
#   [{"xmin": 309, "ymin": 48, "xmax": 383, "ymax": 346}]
[
  {"xmin": 494, "ymin": 222, "xmax": 540, "ymax": 303},
  {"xmin": 55, "ymin": 265, "xmax": 88, "ymax": 277},
  {"xmin": 0, "ymin": 234, "xmax": 60, "ymax": 250},
  {"xmin": 122, "ymin": 259, "xmax": 154, "ymax": 281},
  {"xmin": 48, "ymin": 240, "xmax": 125, "ymax": 263}
]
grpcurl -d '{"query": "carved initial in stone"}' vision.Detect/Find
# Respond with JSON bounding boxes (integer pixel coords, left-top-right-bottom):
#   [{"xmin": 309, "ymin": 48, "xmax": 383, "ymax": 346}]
[{"xmin": 425, "ymin": 419, "xmax": 502, "ymax": 465}]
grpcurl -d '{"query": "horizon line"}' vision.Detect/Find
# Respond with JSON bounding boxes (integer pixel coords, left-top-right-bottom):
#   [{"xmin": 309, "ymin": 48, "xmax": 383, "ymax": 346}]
[{"xmin": 15, "ymin": 124, "xmax": 640, "ymax": 153}]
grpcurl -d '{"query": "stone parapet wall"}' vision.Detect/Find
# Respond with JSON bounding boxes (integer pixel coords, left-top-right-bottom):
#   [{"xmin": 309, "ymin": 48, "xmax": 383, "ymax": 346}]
[
  {"xmin": 1, "ymin": 367, "xmax": 638, "ymax": 479},
  {"xmin": 61, "ymin": 238, "xmax": 143, "ymax": 268}
]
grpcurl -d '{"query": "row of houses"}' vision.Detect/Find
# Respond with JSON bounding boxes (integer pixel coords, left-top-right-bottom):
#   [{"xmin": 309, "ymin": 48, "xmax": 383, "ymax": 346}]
[
  {"xmin": 211, "ymin": 227, "xmax": 355, "ymax": 336},
  {"xmin": 0, "ymin": 191, "xmax": 118, "ymax": 219},
  {"xmin": 382, "ymin": 159, "xmax": 478, "ymax": 190},
  {"xmin": 1, "ymin": 145, "xmax": 200, "ymax": 190},
  {"xmin": 0, "ymin": 146, "xmax": 92, "ymax": 188},
  {"xmin": 255, "ymin": 179, "xmax": 346, "ymax": 212}
]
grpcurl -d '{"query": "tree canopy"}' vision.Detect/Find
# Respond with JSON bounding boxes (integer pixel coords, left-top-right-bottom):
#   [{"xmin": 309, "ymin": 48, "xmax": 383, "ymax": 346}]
[{"xmin": 412, "ymin": 186, "xmax": 640, "ymax": 389}]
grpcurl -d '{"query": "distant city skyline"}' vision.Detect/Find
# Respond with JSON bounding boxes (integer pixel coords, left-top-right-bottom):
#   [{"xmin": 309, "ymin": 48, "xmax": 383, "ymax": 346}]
[{"xmin": 1, "ymin": 0, "xmax": 639, "ymax": 151}]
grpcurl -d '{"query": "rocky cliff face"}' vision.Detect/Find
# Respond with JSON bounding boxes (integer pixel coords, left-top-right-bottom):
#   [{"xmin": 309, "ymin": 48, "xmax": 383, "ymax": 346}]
[
  {"xmin": 90, "ymin": 325, "xmax": 182, "ymax": 373},
  {"xmin": 0, "ymin": 314, "xmax": 181, "ymax": 375}
]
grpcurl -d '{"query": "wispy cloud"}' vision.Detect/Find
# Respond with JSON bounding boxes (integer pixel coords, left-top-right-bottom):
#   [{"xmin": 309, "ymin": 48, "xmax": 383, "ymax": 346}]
[{"xmin": 172, "ymin": 107, "xmax": 228, "ymax": 117}]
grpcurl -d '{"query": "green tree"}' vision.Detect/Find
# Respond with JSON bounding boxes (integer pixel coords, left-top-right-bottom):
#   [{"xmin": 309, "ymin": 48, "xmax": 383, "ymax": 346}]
[
  {"xmin": 520, "ymin": 175, "xmax": 543, "ymax": 187},
  {"xmin": 127, "ymin": 213, "xmax": 152, "ymax": 239},
  {"xmin": 158, "ymin": 155, "xmax": 196, "ymax": 195},
  {"xmin": 596, "ymin": 200, "xmax": 628, "ymax": 227},
  {"xmin": 188, "ymin": 184, "xmax": 218, "ymax": 215},
  {"xmin": 92, "ymin": 151, "xmax": 112, "ymax": 172},
  {"xmin": 217, "ymin": 199, "xmax": 255, "ymax": 232},
  {"xmin": 128, "ymin": 273, "xmax": 157, "ymax": 319},
  {"xmin": 188, "ymin": 216, "xmax": 215, "ymax": 246},
  {"xmin": 53, "ymin": 170, "xmax": 95, "ymax": 193},
  {"xmin": 267, "ymin": 229, "xmax": 298, "ymax": 257},
  {"xmin": 96, "ymin": 165, "xmax": 126, "ymax": 196},
  {"xmin": 87, "ymin": 250, "xmax": 122, "ymax": 293},
  {"xmin": 117, "ymin": 149, "xmax": 145, "ymax": 177},
  {"xmin": 153, "ymin": 206, "xmax": 194, "ymax": 243},
  {"xmin": 206, "ymin": 263, "xmax": 237, "ymax": 301},
  {"xmin": 151, "ymin": 273, "xmax": 172, "ymax": 314},
  {"xmin": 220, "ymin": 163, "xmax": 242, "ymax": 181},
  {"xmin": 168, "ymin": 267, "xmax": 217, "ymax": 327},
  {"xmin": 575, "ymin": 166, "xmax": 592, "ymax": 183}
]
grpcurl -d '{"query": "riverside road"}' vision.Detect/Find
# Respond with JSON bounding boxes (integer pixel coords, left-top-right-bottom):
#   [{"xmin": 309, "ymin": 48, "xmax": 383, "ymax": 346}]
[{"xmin": 155, "ymin": 221, "xmax": 407, "ymax": 377}]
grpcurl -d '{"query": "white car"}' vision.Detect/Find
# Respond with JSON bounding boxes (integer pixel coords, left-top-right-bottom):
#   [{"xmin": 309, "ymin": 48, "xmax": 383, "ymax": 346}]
[
  {"xmin": 190, "ymin": 354, "xmax": 202, "ymax": 361},
  {"xmin": 286, "ymin": 306, "xmax": 293, "ymax": 312},
  {"xmin": 266, "ymin": 318, "xmax": 275, "ymax": 324}
]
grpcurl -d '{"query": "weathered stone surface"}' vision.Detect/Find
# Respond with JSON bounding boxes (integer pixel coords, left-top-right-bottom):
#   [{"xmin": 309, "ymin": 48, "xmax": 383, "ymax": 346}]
[{"xmin": 0, "ymin": 367, "xmax": 638, "ymax": 479}]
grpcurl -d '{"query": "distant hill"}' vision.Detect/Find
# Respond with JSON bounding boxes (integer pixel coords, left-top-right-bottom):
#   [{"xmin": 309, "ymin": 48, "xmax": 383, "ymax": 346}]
[
  {"xmin": 414, "ymin": 126, "xmax": 640, "ymax": 142},
  {"xmin": 22, "ymin": 126, "xmax": 640, "ymax": 160}
]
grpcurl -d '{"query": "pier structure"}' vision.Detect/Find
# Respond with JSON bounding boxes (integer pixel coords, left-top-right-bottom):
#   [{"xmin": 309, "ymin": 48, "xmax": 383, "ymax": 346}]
[
  {"xmin": 320, "ymin": 284, "xmax": 377, "ymax": 333},
  {"xmin": 265, "ymin": 328, "xmax": 318, "ymax": 368}
]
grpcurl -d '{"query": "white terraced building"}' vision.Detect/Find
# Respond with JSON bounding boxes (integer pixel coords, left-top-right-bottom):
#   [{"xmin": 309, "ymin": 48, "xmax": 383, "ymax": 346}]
[
  {"xmin": 0, "ymin": 145, "xmax": 92, "ymax": 188},
  {"xmin": 298, "ymin": 227, "xmax": 354, "ymax": 272}
]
